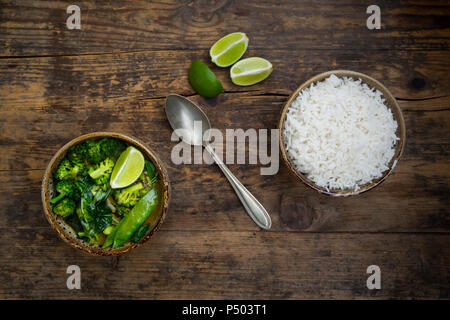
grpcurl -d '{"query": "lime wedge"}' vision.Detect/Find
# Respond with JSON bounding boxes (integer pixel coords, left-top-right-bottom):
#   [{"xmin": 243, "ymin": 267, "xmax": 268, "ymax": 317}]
[
  {"xmin": 110, "ymin": 146, "xmax": 145, "ymax": 189},
  {"xmin": 230, "ymin": 57, "xmax": 273, "ymax": 86},
  {"xmin": 210, "ymin": 32, "xmax": 249, "ymax": 67},
  {"xmin": 188, "ymin": 60, "xmax": 224, "ymax": 98}
]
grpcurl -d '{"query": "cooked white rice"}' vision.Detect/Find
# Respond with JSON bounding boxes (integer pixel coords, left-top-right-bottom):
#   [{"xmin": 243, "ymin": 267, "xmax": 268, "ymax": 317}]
[{"xmin": 283, "ymin": 74, "xmax": 398, "ymax": 191}]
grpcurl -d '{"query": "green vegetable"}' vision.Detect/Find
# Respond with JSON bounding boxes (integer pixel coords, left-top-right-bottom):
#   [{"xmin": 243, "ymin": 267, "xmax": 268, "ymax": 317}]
[
  {"xmin": 116, "ymin": 205, "xmax": 131, "ymax": 217},
  {"xmin": 113, "ymin": 182, "xmax": 148, "ymax": 208},
  {"xmin": 133, "ymin": 224, "xmax": 150, "ymax": 243},
  {"xmin": 78, "ymin": 182, "xmax": 112, "ymax": 243},
  {"xmin": 103, "ymin": 225, "xmax": 115, "ymax": 235},
  {"xmin": 92, "ymin": 204, "xmax": 112, "ymax": 233},
  {"xmin": 66, "ymin": 145, "xmax": 87, "ymax": 176},
  {"xmin": 67, "ymin": 144, "xmax": 87, "ymax": 164},
  {"xmin": 145, "ymin": 160, "xmax": 159, "ymax": 186},
  {"xmin": 112, "ymin": 188, "xmax": 159, "ymax": 248},
  {"xmin": 65, "ymin": 211, "xmax": 83, "ymax": 234},
  {"xmin": 83, "ymin": 139, "xmax": 104, "ymax": 164},
  {"xmin": 54, "ymin": 158, "xmax": 83, "ymax": 181},
  {"xmin": 102, "ymin": 220, "xmax": 122, "ymax": 248},
  {"xmin": 93, "ymin": 186, "xmax": 112, "ymax": 203},
  {"xmin": 75, "ymin": 175, "xmax": 94, "ymax": 193},
  {"xmin": 111, "ymin": 214, "xmax": 121, "ymax": 224},
  {"xmin": 50, "ymin": 180, "xmax": 80, "ymax": 204},
  {"xmin": 88, "ymin": 158, "xmax": 115, "ymax": 185},
  {"xmin": 145, "ymin": 160, "xmax": 157, "ymax": 180},
  {"xmin": 77, "ymin": 229, "xmax": 99, "ymax": 243},
  {"xmin": 99, "ymin": 138, "xmax": 126, "ymax": 160},
  {"xmin": 51, "ymin": 138, "xmax": 162, "ymax": 248},
  {"xmin": 53, "ymin": 198, "xmax": 76, "ymax": 217}
]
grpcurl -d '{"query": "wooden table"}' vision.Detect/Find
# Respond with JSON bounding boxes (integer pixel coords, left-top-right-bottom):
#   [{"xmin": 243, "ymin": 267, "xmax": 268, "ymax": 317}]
[{"xmin": 0, "ymin": 0, "xmax": 449, "ymax": 299}]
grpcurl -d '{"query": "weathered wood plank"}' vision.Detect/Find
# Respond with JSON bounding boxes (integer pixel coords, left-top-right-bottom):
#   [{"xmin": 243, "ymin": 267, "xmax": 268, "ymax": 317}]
[
  {"xmin": 0, "ymin": 49, "xmax": 448, "ymax": 101},
  {"xmin": 0, "ymin": 53, "xmax": 448, "ymax": 233},
  {"xmin": 1, "ymin": 93, "xmax": 448, "ymax": 164},
  {"xmin": 1, "ymin": 0, "xmax": 449, "ymax": 301},
  {"xmin": 0, "ymin": 153, "xmax": 448, "ymax": 233},
  {"xmin": 1, "ymin": 0, "xmax": 449, "ymax": 56},
  {"xmin": 1, "ymin": 230, "xmax": 448, "ymax": 299},
  {"xmin": 0, "ymin": 95, "xmax": 448, "ymax": 233}
]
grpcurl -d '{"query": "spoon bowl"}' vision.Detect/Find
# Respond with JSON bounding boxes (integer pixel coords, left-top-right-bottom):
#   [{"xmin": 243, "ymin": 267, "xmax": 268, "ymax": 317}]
[{"xmin": 165, "ymin": 94, "xmax": 211, "ymax": 146}]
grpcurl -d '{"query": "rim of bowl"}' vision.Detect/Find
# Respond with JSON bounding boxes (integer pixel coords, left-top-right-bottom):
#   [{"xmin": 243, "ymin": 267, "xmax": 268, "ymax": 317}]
[
  {"xmin": 278, "ymin": 70, "xmax": 406, "ymax": 197},
  {"xmin": 41, "ymin": 132, "xmax": 171, "ymax": 255}
]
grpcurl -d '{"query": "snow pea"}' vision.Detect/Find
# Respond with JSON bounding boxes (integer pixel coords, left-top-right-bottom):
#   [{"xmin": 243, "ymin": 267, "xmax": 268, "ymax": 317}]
[
  {"xmin": 102, "ymin": 219, "xmax": 123, "ymax": 248},
  {"xmin": 112, "ymin": 188, "xmax": 159, "ymax": 248}
]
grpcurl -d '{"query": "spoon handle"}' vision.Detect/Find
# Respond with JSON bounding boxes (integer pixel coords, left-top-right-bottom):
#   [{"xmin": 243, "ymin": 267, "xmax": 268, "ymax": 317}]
[{"xmin": 205, "ymin": 144, "xmax": 272, "ymax": 230}]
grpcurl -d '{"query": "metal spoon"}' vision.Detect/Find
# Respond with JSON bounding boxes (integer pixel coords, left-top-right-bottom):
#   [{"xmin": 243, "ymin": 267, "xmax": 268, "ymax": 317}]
[{"xmin": 165, "ymin": 94, "xmax": 272, "ymax": 230}]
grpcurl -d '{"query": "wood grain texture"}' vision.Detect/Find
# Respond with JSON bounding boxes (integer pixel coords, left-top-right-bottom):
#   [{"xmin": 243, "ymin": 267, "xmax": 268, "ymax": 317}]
[
  {"xmin": 0, "ymin": 0, "xmax": 449, "ymax": 299},
  {"xmin": 0, "ymin": 95, "xmax": 449, "ymax": 234},
  {"xmin": 1, "ymin": 229, "xmax": 449, "ymax": 299},
  {"xmin": 0, "ymin": 0, "xmax": 449, "ymax": 56}
]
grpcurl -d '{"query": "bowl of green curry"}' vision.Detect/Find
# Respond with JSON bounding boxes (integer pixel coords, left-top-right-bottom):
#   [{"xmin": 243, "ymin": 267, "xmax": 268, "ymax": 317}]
[{"xmin": 42, "ymin": 132, "xmax": 170, "ymax": 255}]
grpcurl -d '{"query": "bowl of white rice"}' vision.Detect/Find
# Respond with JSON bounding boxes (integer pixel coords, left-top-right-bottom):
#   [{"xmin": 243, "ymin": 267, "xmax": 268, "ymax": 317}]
[{"xmin": 279, "ymin": 70, "xmax": 405, "ymax": 196}]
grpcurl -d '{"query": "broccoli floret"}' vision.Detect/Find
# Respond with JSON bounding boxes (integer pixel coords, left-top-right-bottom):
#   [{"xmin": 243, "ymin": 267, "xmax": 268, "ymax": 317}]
[
  {"xmin": 50, "ymin": 180, "xmax": 80, "ymax": 204},
  {"xmin": 113, "ymin": 182, "xmax": 148, "ymax": 207},
  {"xmin": 67, "ymin": 144, "xmax": 87, "ymax": 174},
  {"xmin": 83, "ymin": 139, "xmax": 104, "ymax": 164},
  {"xmin": 57, "ymin": 180, "xmax": 80, "ymax": 199},
  {"xmin": 53, "ymin": 198, "xmax": 76, "ymax": 217},
  {"xmin": 88, "ymin": 158, "xmax": 115, "ymax": 185},
  {"xmin": 71, "ymin": 138, "xmax": 125, "ymax": 164},
  {"xmin": 72, "ymin": 158, "xmax": 86, "ymax": 176},
  {"xmin": 99, "ymin": 138, "xmax": 126, "ymax": 160},
  {"xmin": 67, "ymin": 143, "xmax": 86, "ymax": 163},
  {"xmin": 54, "ymin": 158, "xmax": 83, "ymax": 181}
]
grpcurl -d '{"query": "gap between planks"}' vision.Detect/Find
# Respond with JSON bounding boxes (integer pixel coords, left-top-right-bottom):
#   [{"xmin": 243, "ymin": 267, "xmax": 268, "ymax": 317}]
[
  {"xmin": 1, "ymin": 47, "xmax": 449, "ymax": 60},
  {"xmin": 5, "ymin": 227, "xmax": 450, "ymax": 235}
]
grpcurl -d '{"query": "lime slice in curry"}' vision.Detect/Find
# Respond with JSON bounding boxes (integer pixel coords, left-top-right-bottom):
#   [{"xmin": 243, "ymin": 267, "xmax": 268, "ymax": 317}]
[{"xmin": 110, "ymin": 146, "xmax": 145, "ymax": 189}]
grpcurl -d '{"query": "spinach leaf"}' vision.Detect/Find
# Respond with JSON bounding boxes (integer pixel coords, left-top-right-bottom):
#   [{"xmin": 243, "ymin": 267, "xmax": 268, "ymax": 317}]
[
  {"xmin": 75, "ymin": 176, "xmax": 94, "ymax": 194},
  {"xmin": 92, "ymin": 204, "xmax": 112, "ymax": 233},
  {"xmin": 94, "ymin": 187, "xmax": 112, "ymax": 203},
  {"xmin": 80, "ymin": 187, "xmax": 95, "ymax": 222},
  {"xmin": 145, "ymin": 160, "xmax": 157, "ymax": 179},
  {"xmin": 145, "ymin": 160, "xmax": 159, "ymax": 186},
  {"xmin": 80, "ymin": 182, "xmax": 112, "ymax": 236}
]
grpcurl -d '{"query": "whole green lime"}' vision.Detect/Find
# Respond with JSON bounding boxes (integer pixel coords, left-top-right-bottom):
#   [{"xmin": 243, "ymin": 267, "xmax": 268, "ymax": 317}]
[{"xmin": 188, "ymin": 60, "xmax": 224, "ymax": 98}]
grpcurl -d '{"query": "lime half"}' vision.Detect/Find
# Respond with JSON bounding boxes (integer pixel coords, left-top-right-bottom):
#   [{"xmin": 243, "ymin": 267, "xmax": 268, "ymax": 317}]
[
  {"xmin": 188, "ymin": 60, "xmax": 224, "ymax": 98},
  {"xmin": 210, "ymin": 32, "xmax": 249, "ymax": 67},
  {"xmin": 230, "ymin": 57, "xmax": 273, "ymax": 86},
  {"xmin": 110, "ymin": 146, "xmax": 145, "ymax": 189}
]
